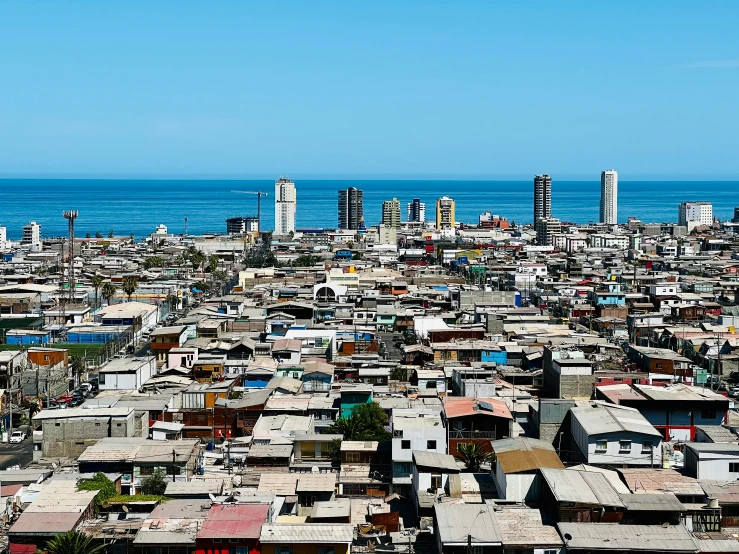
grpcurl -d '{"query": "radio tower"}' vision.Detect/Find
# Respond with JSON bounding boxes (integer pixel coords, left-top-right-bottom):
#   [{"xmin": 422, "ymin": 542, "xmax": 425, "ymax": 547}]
[{"xmin": 63, "ymin": 210, "xmax": 78, "ymax": 306}]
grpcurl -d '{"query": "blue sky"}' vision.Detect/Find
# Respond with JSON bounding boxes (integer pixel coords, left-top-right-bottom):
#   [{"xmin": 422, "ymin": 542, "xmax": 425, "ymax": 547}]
[{"xmin": 1, "ymin": 1, "xmax": 738, "ymax": 179}]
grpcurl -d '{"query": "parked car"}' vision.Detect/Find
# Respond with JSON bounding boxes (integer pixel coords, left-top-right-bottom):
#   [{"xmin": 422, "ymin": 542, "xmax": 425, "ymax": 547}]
[{"xmin": 10, "ymin": 431, "xmax": 26, "ymax": 443}]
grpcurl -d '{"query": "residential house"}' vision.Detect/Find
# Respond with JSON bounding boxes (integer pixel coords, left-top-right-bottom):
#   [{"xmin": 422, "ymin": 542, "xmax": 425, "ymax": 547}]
[
  {"xmin": 134, "ymin": 500, "xmax": 210, "ymax": 554},
  {"xmin": 391, "ymin": 409, "xmax": 447, "ymax": 496},
  {"xmin": 490, "ymin": 437, "xmax": 565, "ymax": 502},
  {"xmin": 411, "ymin": 450, "xmax": 460, "ymax": 518},
  {"xmin": 291, "ymin": 433, "xmax": 342, "ymax": 473},
  {"xmin": 259, "ymin": 524, "xmax": 353, "ymax": 554},
  {"xmin": 540, "ymin": 467, "xmax": 625, "ymax": 523},
  {"xmin": 196, "ymin": 503, "xmax": 270, "ymax": 554},
  {"xmin": 556, "ymin": 523, "xmax": 697, "ymax": 554},
  {"xmin": 98, "ymin": 356, "xmax": 156, "ymax": 391},
  {"xmin": 569, "ymin": 403, "xmax": 663, "ymax": 466},
  {"xmin": 150, "ymin": 325, "xmax": 188, "ymax": 367},
  {"xmin": 684, "ymin": 442, "xmax": 739, "ymax": 480},
  {"xmin": 444, "ymin": 397, "xmax": 513, "ymax": 457},
  {"xmin": 338, "ymin": 440, "xmax": 391, "ymax": 497},
  {"xmin": 296, "ymin": 473, "xmax": 337, "ymax": 517}
]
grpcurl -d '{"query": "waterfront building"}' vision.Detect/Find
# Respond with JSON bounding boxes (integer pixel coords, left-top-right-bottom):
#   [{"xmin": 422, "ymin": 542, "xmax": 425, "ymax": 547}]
[
  {"xmin": 407, "ymin": 198, "xmax": 426, "ymax": 223},
  {"xmin": 678, "ymin": 201, "xmax": 712, "ymax": 227},
  {"xmin": 732, "ymin": 207, "xmax": 739, "ymax": 224},
  {"xmin": 226, "ymin": 217, "xmax": 259, "ymax": 235},
  {"xmin": 338, "ymin": 187, "xmax": 363, "ymax": 230},
  {"xmin": 535, "ymin": 217, "xmax": 561, "ymax": 246},
  {"xmin": 533, "ymin": 174, "xmax": 552, "ymax": 225},
  {"xmin": 600, "ymin": 169, "xmax": 618, "ymax": 224},
  {"xmin": 381, "ymin": 198, "xmax": 401, "ymax": 229},
  {"xmin": 435, "ymin": 196, "xmax": 455, "ymax": 230},
  {"xmin": 0, "ymin": 226, "xmax": 7, "ymax": 250},
  {"xmin": 274, "ymin": 178, "xmax": 297, "ymax": 235},
  {"xmin": 21, "ymin": 221, "xmax": 41, "ymax": 250}
]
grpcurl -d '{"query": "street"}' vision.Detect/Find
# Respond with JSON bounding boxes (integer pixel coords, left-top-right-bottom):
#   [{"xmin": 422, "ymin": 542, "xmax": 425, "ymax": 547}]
[
  {"xmin": 377, "ymin": 331, "xmax": 404, "ymax": 361},
  {"xmin": 0, "ymin": 436, "xmax": 33, "ymax": 470}
]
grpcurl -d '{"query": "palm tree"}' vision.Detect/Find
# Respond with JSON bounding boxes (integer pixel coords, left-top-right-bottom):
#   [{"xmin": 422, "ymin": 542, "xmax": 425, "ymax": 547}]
[
  {"xmin": 455, "ymin": 442, "xmax": 492, "ymax": 472},
  {"xmin": 122, "ymin": 276, "xmax": 138, "ymax": 302},
  {"xmin": 101, "ymin": 282, "xmax": 117, "ymax": 305},
  {"xmin": 46, "ymin": 531, "xmax": 104, "ymax": 554},
  {"xmin": 90, "ymin": 274, "xmax": 104, "ymax": 309}
]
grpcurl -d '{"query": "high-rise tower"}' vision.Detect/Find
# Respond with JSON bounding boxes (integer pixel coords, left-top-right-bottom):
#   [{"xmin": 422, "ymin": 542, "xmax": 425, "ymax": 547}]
[
  {"xmin": 435, "ymin": 196, "xmax": 455, "ymax": 230},
  {"xmin": 407, "ymin": 198, "xmax": 426, "ymax": 223},
  {"xmin": 533, "ymin": 174, "xmax": 552, "ymax": 225},
  {"xmin": 600, "ymin": 170, "xmax": 618, "ymax": 225},
  {"xmin": 381, "ymin": 198, "xmax": 401, "ymax": 229},
  {"xmin": 274, "ymin": 178, "xmax": 297, "ymax": 235},
  {"xmin": 338, "ymin": 187, "xmax": 364, "ymax": 230}
]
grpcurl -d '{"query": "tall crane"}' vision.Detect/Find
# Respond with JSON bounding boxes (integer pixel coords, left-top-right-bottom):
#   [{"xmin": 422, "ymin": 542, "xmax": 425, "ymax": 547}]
[{"xmin": 231, "ymin": 190, "xmax": 268, "ymax": 234}]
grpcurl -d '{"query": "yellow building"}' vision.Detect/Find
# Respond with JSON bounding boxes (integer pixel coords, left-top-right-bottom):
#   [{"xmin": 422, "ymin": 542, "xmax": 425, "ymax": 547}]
[{"xmin": 436, "ymin": 195, "xmax": 456, "ymax": 230}]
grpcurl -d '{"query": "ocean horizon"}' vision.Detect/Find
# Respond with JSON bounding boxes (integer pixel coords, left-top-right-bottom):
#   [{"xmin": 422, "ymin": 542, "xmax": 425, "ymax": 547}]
[{"xmin": 1, "ymin": 178, "xmax": 737, "ymax": 240}]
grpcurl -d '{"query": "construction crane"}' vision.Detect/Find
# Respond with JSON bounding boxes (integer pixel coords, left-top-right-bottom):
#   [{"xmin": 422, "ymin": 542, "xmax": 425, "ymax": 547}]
[{"xmin": 231, "ymin": 190, "xmax": 268, "ymax": 235}]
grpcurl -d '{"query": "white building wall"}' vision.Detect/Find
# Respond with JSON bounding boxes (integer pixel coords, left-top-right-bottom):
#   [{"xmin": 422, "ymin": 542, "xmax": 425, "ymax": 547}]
[
  {"xmin": 600, "ymin": 170, "xmax": 618, "ymax": 225},
  {"xmin": 695, "ymin": 455, "xmax": 739, "ymax": 480}
]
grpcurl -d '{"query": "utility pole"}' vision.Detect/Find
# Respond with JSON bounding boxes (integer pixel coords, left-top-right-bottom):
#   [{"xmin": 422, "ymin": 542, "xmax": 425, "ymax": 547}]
[
  {"xmin": 172, "ymin": 448, "xmax": 176, "ymax": 482},
  {"xmin": 467, "ymin": 533, "xmax": 472, "ymax": 554}
]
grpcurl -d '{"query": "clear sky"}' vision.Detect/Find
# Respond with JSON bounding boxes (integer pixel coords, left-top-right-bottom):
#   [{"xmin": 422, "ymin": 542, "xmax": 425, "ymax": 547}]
[{"xmin": 1, "ymin": 1, "xmax": 739, "ymax": 179}]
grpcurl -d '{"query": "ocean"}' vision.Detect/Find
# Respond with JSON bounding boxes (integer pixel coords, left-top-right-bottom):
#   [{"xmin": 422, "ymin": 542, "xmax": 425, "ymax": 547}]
[{"xmin": 0, "ymin": 178, "xmax": 737, "ymax": 240}]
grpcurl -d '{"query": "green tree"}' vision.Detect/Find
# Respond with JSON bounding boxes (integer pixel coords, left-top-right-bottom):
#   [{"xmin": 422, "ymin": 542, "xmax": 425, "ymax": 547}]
[
  {"xmin": 293, "ymin": 254, "xmax": 320, "ymax": 267},
  {"xmin": 122, "ymin": 276, "xmax": 138, "ymax": 302},
  {"xmin": 101, "ymin": 282, "xmax": 117, "ymax": 305},
  {"xmin": 189, "ymin": 249, "xmax": 206, "ymax": 270},
  {"xmin": 140, "ymin": 469, "xmax": 168, "ymax": 495},
  {"xmin": 77, "ymin": 472, "xmax": 116, "ymax": 510},
  {"xmin": 390, "ymin": 367, "xmax": 408, "ymax": 381},
  {"xmin": 90, "ymin": 274, "xmax": 104, "ymax": 309},
  {"xmin": 46, "ymin": 531, "xmax": 104, "ymax": 554},
  {"xmin": 454, "ymin": 442, "xmax": 492, "ymax": 472},
  {"xmin": 328, "ymin": 402, "xmax": 392, "ymax": 441},
  {"xmin": 108, "ymin": 229, "xmax": 114, "ymax": 238},
  {"xmin": 143, "ymin": 256, "xmax": 166, "ymax": 270},
  {"xmin": 70, "ymin": 355, "xmax": 86, "ymax": 383},
  {"xmin": 206, "ymin": 254, "xmax": 219, "ymax": 273}
]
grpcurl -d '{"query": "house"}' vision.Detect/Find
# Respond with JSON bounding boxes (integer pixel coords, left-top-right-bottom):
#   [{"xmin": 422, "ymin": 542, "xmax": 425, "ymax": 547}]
[
  {"xmin": 557, "ymin": 523, "xmax": 697, "ymax": 554},
  {"xmin": 98, "ymin": 356, "xmax": 156, "ymax": 390},
  {"xmin": 444, "ymin": 397, "xmax": 513, "ymax": 457},
  {"xmin": 291, "ymin": 433, "xmax": 342, "ymax": 473},
  {"xmin": 77, "ymin": 437, "xmax": 201, "ymax": 494},
  {"xmin": 412, "ymin": 369, "xmax": 447, "ymax": 395},
  {"xmin": 595, "ymin": 383, "xmax": 729, "ymax": 441},
  {"xmin": 619, "ymin": 492, "xmax": 684, "ymax": 526},
  {"xmin": 617, "ymin": 468, "xmax": 705, "ymax": 504},
  {"xmin": 8, "ymin": 481, "xmax": 98, "ymax": 554},
  {"xmin": 338, "ymin": 385, "xmax": 373, "ymax": 418},
  {"xmin": 627, "ymin": 345, "xmax": 693, "ymax": 380},
  {"xmin": 150, "ymin": 420, "xmax": 184, "ymax": 441},
  {"xmin": 301, "ymin": 360, "xmax": 334, "ymax": 392},
  {"xmin": 411, "ymin": 450, "xmax": 460, "ymax": 518},
  {"xmin": 569, "ymin": 403, "xmax": 663, "ymax": 466},
  {"xmin": 433, "ymin": 503, "xmax": 503, "ymax": 554},
  {"xmin": 490, "ymin": 437, "xmax": 565, "ymax": 502},
  {"xmin": 150, "ymin": 325, "xmax": 188, "ymax": 367},
  {"xmin": 296, "ymin": 473, "xmax": 337, "ymax": 517},
  {"xmin": 259, "ymin": 523, "xmax": 353, "ymax": 554},
  {"xmin": 338, "ymin": 440, "xmax": 392, "ymax": 497},
  {"xmin": 32, "ymin": 406, "xmax": 137, "ymax": 458},
  {"xmin": 540, "ymin": 467, "xmax": 625, "ymax": 523},
  {"xmin": 391, "ymin": 409, "xmax": 447, "ymax": 497},
  {"xmin": 684, "ymin": 442, "xmax": 739, "ymax": 480},
  {"xmin": 272, "ymin": 338, "xmax": 302, "ymax": 365},
  {"xmin": 195, "ymin": 503, "xmax": 270, "ymax": 554},
  {"xmin": 258, "ymin": 474, "xmax": 299, "ymax": 517},
  {"xmin": 134, "ymin": 500, "xmax": 210, "ymax": 554},
  {"xmin": 700, "ymin": 481, "xmax": 739, "ymax": 528},
  {"xmin": 97, "ymin": 301, "xmax": 158, "ymax": 340}
]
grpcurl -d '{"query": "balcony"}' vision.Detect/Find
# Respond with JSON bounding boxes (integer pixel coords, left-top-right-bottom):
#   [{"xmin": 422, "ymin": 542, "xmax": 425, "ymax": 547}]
[{"xmin": 449, "ymin": 430, "xmax": 498, "ymax": 439}]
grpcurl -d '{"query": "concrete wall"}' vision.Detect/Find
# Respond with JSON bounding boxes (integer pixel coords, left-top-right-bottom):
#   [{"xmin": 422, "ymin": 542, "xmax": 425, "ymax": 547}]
[{"xmin": 41, "ymin": 414, "xmax": 135, "ymax": 457}]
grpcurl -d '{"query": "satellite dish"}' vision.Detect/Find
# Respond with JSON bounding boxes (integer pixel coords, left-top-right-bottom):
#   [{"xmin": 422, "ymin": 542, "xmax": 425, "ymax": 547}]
[
  {"xmin": 311, "ymin": 466, "xmax": 319, "ymax": 474},
  {"xmin": 122, "ymin": 505, "xmax": 129, "ymax": 513},
  {"xmin": 209, "ymin": 493, "xmax": 217, "ymax": 502}
]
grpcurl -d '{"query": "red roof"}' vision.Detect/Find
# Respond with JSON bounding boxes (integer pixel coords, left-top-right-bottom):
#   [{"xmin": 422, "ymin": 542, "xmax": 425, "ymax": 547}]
[
  {"xmin": 197, "ymin": 504, "xmax": 270, "ymax": 540},
  {"xmin": 9, "ymin": 512, "xmax": 82, "ymax": 535},
  {"xmin": 444, "ymin": 397, "xmax": 512, "ymax": 420},
  {"xmin": 1, "ymin": 484, "xmax": 23, "ymax": 497}
]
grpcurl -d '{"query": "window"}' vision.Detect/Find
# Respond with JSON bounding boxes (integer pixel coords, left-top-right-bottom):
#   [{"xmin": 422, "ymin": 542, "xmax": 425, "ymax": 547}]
[
  {"xmin": 276, "ymin": 547, "xmax": 293, "ymax": 554},
  {"xmin": 426, "ymin": 380, "xmax": 437, "ymax": 389},
  {"xmin": 431, "ymin": 474, "xmax": 442, "ymax": 490},
  {"xmin": 595, "ymin": 440, "xmax": 607, "ymax": 452},
  {"xmin": 345, "ymin": 452, "xmax": 360, "ymax": 463},
  {"xmin": 441, "ymin": 351, "xmax": 451, "ymax": 360},
  {"xmin": 95, "ymin": 423, "xmax": 101, "ymax": 427},
  {"xmin": 99, "ymin": 373, "xmax": 106, "ymax": 384},
  {"xmin": 730, "ymin": 463, "xmax": 739, "ymax": 473},
  {"xmin": 642, "ymin": 441, "xmax": 654, "ymax": 453},
  {"xmin": 236, "ymin": 548, "xmax": 248, "ymax": 554},
  {"xmin": 229, "ymin": 539, "xmax": 240, "ymax": 544},
  {"xmin": 300, "ymin": 495, "xmax": 316, "ymax": 507},
  {"xmin": 619, "ymin": 440, "xmax": 632, "ymax": 453},
  {"xmin": 427, "ymin": 440, "xmax": 437, "ymax": 450},
  {"xmin": 393, "ymin": 430, "xmax": 404, "ymax": 438},
  {"xmin": 139, "ymin": 466, "xmax": 154, "ymax": 476},
  {"xmin": 317, "ymin": 548, "xmax": 335, "ymax": 554},
  {"xmin": 213, "ymin": 539, "xmax": 222, "ymax": 544},
  {"xmin": 401, "ymin": 440, "xmax": 411, "ymax": 450},
  {"xmin": 655, "ymin": 363, "xmax": 663, "ymax": 369},
  {"xmin": 702, "ymin": 409, "xmax": 717, "ymax": 419}
]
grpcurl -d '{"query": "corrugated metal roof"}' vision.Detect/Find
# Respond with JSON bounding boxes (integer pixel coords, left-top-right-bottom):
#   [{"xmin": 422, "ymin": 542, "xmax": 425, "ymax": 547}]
[
  {"xmin": 312, "ymin": 499, "xmax": 351, "ymax": 519},
  {"xmin": 571, "ymin": 404, "xmax": 662, "ymax": 438},
  {"xmin": 433, "ymin": 504, "xmax": 502, "ymax": 545},
  {"xmin": 444, "ymin": 397, "xmax": 512, "ymax": 420},
  {"xmin": 259, "ymin": 523, "xmax": 354, "ymax": 544},
  {"xmin": 197, "ymin": 504, "xmax": 270, "ymax": 540},
  {"xmin": 296, "ymin": 474, "xmax": 336, "ymax": 493},
  {"xmin": 494, "ymin": 508, "xmax": 563, "ymax": 547},
  {"xmin": 618, "ymin": 468, "xmax": 704, "ymax": 496},
  {"xmin": 492, "ymin": 437, "xmax": 565, "ymax": 474},
  {"xmin": 9, "ymin": 512, "xmax": 82, "ymax": 535},
  {"xmin": 541, "ymin": 468, "xmax": 624, "ymax": 507},
  {"xmin": 412, "ymin": 450, "xmax": 460, "ymax": 472},
  {"xmin": 258, "ymin": 474, "xmax": 298, "ymax": 496},
  {"xmin": 619, "ymin": 492, "xmax": 685, "ymax": 512},
  {"xmin": 557, "ymin": 523, "xmax": 696, "ymax": 552}
]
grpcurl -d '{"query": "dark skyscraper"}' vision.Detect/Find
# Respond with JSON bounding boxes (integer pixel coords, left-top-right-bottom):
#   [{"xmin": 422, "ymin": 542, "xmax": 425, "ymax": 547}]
[
  {"xmin": 533, "ymin": 174, "xmax": 552, "ymax": 225},
  {"xmin": 338, "ymin": 187, "xmax": 364, "ymax": 230}
]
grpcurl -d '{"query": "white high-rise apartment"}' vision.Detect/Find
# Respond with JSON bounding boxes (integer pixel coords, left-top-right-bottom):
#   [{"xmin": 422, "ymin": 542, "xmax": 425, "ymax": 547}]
[
  {"xmin": 22, "ymin": 221, "xmax": 41, "ymax": 250},
  {"xmin": 533, "ymin": 174, "xmax": 552, "ymax": 225},
  {"xmin": 0, "ymin": 226, "xmax": 7, "ymax": 250},
  {"xmin": 600, "ymin": 170, "xmax": 618, "ymax": 225},
  {"xmin": 678, "ymin": 202, "xmax": 713, "ymax": 227},
  {"xmin": 274, "ymin": 178, "xmax": 297, "ymax": 235},
  {"xmin": 407, "ymin": 198, "xmax": 426, "ymax": 223}
]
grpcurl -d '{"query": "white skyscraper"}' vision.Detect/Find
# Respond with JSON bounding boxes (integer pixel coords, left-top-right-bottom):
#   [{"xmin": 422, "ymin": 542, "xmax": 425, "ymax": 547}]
[
  {"xmin": 600, "ymin": 170, "xmax": 618, "ymax": 225},
  {"xmin": 274, "ymin": 178, "xmax": 297, "ymax": 235},
  {"xmin": 21, "ymin": 221, "xmax": 41, "ymax": 250}
]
